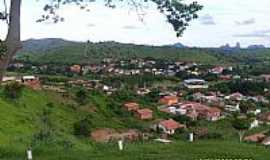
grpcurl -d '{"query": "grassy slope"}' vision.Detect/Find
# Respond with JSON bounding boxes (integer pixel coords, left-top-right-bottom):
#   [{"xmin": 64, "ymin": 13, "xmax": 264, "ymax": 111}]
[{"xmin": 0, "ymin": 88, "xmax": 269, "ymax": 159}]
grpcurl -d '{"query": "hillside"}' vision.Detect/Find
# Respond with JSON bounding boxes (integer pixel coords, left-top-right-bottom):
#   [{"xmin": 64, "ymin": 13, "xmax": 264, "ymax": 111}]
[
  {"xmin": 16, "ymin": 39, "xmax": 270, "ymax": 65},
  {"xmin": 16, "ymin": 39, "xmax": 232, "ymax": 65},
  {"xmin": 1, "ymin": 88, "xmax": 270, "ymax": 160}
]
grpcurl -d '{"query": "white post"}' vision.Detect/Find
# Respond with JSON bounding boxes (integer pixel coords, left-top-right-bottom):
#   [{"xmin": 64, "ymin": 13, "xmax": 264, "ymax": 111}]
[
  {"xmin": 27, "ymin": 148, "xmax": 32, "ymax": 160},
  {"xmin": 118, "ymin": 140, "xmax": 123, "ymax": 151},
  {"xmin": 189, "ymin": 133, "xmax": 194, "ymax": 142}
]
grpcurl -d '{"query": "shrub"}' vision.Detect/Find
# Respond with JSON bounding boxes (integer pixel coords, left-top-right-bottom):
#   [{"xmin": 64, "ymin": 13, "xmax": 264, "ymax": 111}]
[
  {"xmin": 3, "ymin": 82, "xmax": 24, "ymax": 99},
  {"xmin": 75, "ymin": 89, "xmax": 88, "ymax": 105},
  {"xmin": 73, "ymin": 116, "xmax": 92, "ymax": 137}
]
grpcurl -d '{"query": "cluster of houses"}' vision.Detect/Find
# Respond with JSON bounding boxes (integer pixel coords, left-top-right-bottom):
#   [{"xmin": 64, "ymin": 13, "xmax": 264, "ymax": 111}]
[
  {"xmin": 158, "ymin": 96, "xmax": 222, "ymax": 121},
  {"xmin": 123, "ymin": 102, "xmax": 153, "ymax": 120},
  {"xmin": 2, "ymin": 75, "xmax": 41, "ymax": 90},
  {"xmin": 123, "ymin": 102, "xmax": 186, "ymax": 136}
]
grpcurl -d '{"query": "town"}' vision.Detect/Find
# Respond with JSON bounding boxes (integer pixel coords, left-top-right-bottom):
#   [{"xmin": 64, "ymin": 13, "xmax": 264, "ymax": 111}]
[
  {"xmin": 3, "ymin": 57, "xmax": 270, "ymax": 147},
  {"xmin": 1, "ymin": 0, "xmax": 270, "ymax": 159}
]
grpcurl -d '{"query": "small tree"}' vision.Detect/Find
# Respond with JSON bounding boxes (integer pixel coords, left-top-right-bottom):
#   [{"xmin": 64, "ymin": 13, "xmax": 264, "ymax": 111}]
[
  {"xmin": 75, "ymin": 89, "xmax": 88, "ymax": 105},
  {"xmin": 239, "ymin": 100, "xmax": 256, "ymax": 114},
  {"xmin": 3, "ymin": 81, "xmax": 23, "ymax": 99},
  {"xmin": 73, "ymin": 116, "xmax": 92, "ymax": 137},
  {"xmin": 231, "ymin": 118, "xmax": 250, "ymax": 143}
]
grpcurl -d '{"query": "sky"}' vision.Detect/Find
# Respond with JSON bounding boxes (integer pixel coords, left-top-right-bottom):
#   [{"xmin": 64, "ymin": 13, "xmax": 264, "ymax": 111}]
[{"xmin": 0, "ymin": 0, "xmax": 270, "ymax": 47}]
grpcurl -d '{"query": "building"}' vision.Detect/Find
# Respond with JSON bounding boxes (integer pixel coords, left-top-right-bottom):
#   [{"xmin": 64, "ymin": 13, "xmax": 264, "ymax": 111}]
[
  {"xmin": 123, "ymin": 102, "xmax": 140, "ymax": 112},
  {"xmin": 135, "ymin": 108, "xmax": 153, "ymax": 120},
  {"xmin": 210, "ymin": 66, "xmax": 224, "ymax": 74},
  {"xmin": 225, "ymin": 92, "xmax": 244, "ymax": 101},
  {"xmin": 260, "ymin": 74, "xmax": 270, "ymax": 82},
  {"xmin": 176, "ymin": 102, "xmax": 221, "ymax": 121},
  {"xmin": 22, "ymin": 76, "xmax": 41, "ymax": 90},
  {"xmin": 70, "ymin": 65, "xmax": 81, "ymax": 74},
  {"xmin": 159, "ymin": 96, "xmax": 178, "ymax": 106},
  {"xmin": 258, "ymin": 112, "xmax": 270, "ymax": 124},
  {"xmin": 157, "ymin": 119, "xmax": 186, "ymax": 135},
  {"xmin": 262, "ymin": 137, "xmax": 270, "ymax": 146},
  {"xmin": 184, "ymin": 79, "xmax": 208, "ymax": 89}
]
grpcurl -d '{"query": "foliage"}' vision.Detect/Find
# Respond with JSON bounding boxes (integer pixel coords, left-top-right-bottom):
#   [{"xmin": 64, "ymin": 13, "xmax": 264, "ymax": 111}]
[
  {"xmin": 239, "ymin": 100, "xmax": 256, "ymax": 114},
  {"xmin": 0, "ymin": 40, "xmax": 7, "ymax": 58},
  {"xmin": 211, "ymin": 81, "xmax": 269, "ymax": 95},
  {"xmin": 37, "ymin": 0, "xmax": 202, "ymax": 37},
  {"xmin": 3, "ymin": 82, "xmax": 24, "ymax": 99},
  {"xmin": 75, "ymin": 88, "xmax": 88, "ymax": 105},
  {"xmin": 73, "ymin": 115, "xmax": 92, "ymax": 137},
  {"xmin": 231, "ymin": 117, "xmax": 250, "ymax": 142}
]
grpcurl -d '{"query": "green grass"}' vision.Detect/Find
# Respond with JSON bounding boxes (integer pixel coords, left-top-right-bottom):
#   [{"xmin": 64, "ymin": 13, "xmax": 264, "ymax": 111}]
[
  {"xmin": 1, "ymin": 140, "xmax": 270, "ymax": 160},
  {"xmin": 0, "ymin": 88, "xmax": 269, "ymax": 159}
]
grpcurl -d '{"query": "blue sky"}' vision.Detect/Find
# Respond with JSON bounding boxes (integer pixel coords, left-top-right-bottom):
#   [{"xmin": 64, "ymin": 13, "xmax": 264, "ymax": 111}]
[{"xmin": 1, "ymin": 0, "xmax": 270, "ymax": 47}]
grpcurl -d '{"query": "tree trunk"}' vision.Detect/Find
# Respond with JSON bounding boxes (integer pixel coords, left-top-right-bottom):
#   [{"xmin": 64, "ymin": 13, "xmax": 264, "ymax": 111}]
[{"xmin": 0, "ymin": 0, "xmax": 22, "ymax": 81}]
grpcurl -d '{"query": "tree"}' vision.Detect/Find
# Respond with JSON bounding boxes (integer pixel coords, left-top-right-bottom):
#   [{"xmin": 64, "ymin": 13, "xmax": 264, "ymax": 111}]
[
  {"xmin": 75, "ymin": 89, "xmax": 88, "ymax": 105},
  {"xmin": 239, "ymin": 100, "xmax": 256, "ymax": 114},
  {"xmin": 73, "ymin": 115, "xmax": 92, "ymax": 137},
  {"xmin": 0, "ymin": 0, "xmax": 202, "ymax": 81},
  {"xmin": 3, "ymin": 81, "xmax": 24, "ymax": 99},
  {"xmin": 231, "ymin": 118, "xmax": 250, "ymax": 143}
]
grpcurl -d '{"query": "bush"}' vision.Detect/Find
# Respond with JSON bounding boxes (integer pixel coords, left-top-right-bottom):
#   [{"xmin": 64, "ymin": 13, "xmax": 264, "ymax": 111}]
[
  {"xmin": 75, "ymin": 89, "xmax": 88, "ymax": 105},
  {"xmin": 73, "ymin": 116, "xmax": 92, "ymax": 137},
  {"xmin": 3, "ymin": 82, "xmax": 24, "ymax": 99}
]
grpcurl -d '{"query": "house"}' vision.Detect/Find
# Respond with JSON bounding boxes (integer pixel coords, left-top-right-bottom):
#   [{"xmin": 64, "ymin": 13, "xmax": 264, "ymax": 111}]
[
  {"xmin": 136, "ymin": 88, "xmax": 151, "ymax": 96},
  {"xmin": 224, "ymin": 103, "xmax": 240, "ymax": 112},
  {"xmin": 260, "ymin": 74, "xmax": 270, "ymax": 82},
  {"xmin": 258, "ymin": 112, "xmax": 270, "ymax": 124},
  {"xmin": 2, "ymin": 76, "xmax": 18, "ymax": 83},
  {"xmin": 22, "ymin": 76, "xmax": 41, "ymax": 90},
  {"xmin": 157, "ymin": 119, "xmax": 186, "ymax": 135},
  {"xmin": 204, "ymin": 107, "xmax": 222, "ymax": 121},
  {"xmin": 70, "ymin": 65, "xmax": 81, "ymax": 73},
  {"xmin": 210, "ymin": 66, "xmax": 224, "ymax": 74},
  {"xmin": 159, "ymin": 96, "xmax": 178, "ymax": 106},
  {"xmin": 225, "ymin": 92, "xmax": 244, "ymax": 101},
  {"xmin": 173, "ymin": 102, "xmax": 222, "ymax": 121},
  {"xmin": 184, "ymin": 79, "xmax": 208, "ymax": 89},
  {"xmin": 262, "ymin": 137, "xmax": 270, "ymax": 146},
  {"xmin": 135, "ymin": 108, "xmax": 153, "ymax": 120},
  {"xmin": 244, "ymin": 133, "xmax": 266, "ymax": 143},
  {"xmin": 250, "ymin": 119, "xmax": 259, "ymax": 129},
  {"xmin": 123, "ymin": 102, "xmax": 139, "ymax": 112},
  {"xmin": 220, "ymin": 75, "xmax": 232, "ymax": 81}
]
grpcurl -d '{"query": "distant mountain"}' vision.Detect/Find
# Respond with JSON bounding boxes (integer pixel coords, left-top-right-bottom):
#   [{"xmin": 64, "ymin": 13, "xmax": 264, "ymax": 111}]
[
  {"xmin": 165, "ymin": 42, "xmax": 187, "ymax": 48},
  {"xmin": 247, "ymin": 44, "xmax": 266, "ymax": 49},
  {"xmin": 21, "ymin": 38, "xmax": 79, "ymax": 53},
  {"xmin": 172, "ymin": 42, "xmax": 187, "ymax": 48},
  {"xmin": 16, "ymin": 38, "xmax": 270, "ymax": 65},
  {"xmin": 16, "ymin": 38, "xmax": 222, "ymax": 65}
]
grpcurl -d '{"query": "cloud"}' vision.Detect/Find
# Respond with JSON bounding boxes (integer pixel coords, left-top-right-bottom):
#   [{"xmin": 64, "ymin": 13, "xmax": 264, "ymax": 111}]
[
  {"xmin": 235, "ymin": 18, "xmax": 256, "ymax": 25},
  {"xmin": 199, "ymin": 14, "xmax": 216, "ymax": 25},
  {"xmin": 234, "ymin": 29, "xmax": 270, "ymax": 38},
  {"xmin": 122, "ymin": 25, "xmax": 139, "ymax": 30}
]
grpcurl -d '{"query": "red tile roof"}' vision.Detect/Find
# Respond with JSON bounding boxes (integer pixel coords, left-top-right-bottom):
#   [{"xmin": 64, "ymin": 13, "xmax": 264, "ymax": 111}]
[
  {"xmin": 159, "ymin": 119, "xmax": 185, "ymax": 130},
  {"xmin": 136, "ymin": 108, "xmax": 153, "ymax": 115}
]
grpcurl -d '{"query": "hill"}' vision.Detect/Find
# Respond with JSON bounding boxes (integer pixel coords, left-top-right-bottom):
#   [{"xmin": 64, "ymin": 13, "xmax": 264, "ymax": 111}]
[
  {"xmin": 21, "ymin": 38, "xmax": 78, "ymax": 53},
  {"xmin": 16, "ymin": 39, "xmax": 228, "ymax": 65},
  {"xmin": 16, "ymin": 38, "xmax": 270, "ymax": 65},
  {"xmin": 0, "ymin": 87, "xmax": 270, "ymax": 159}
]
